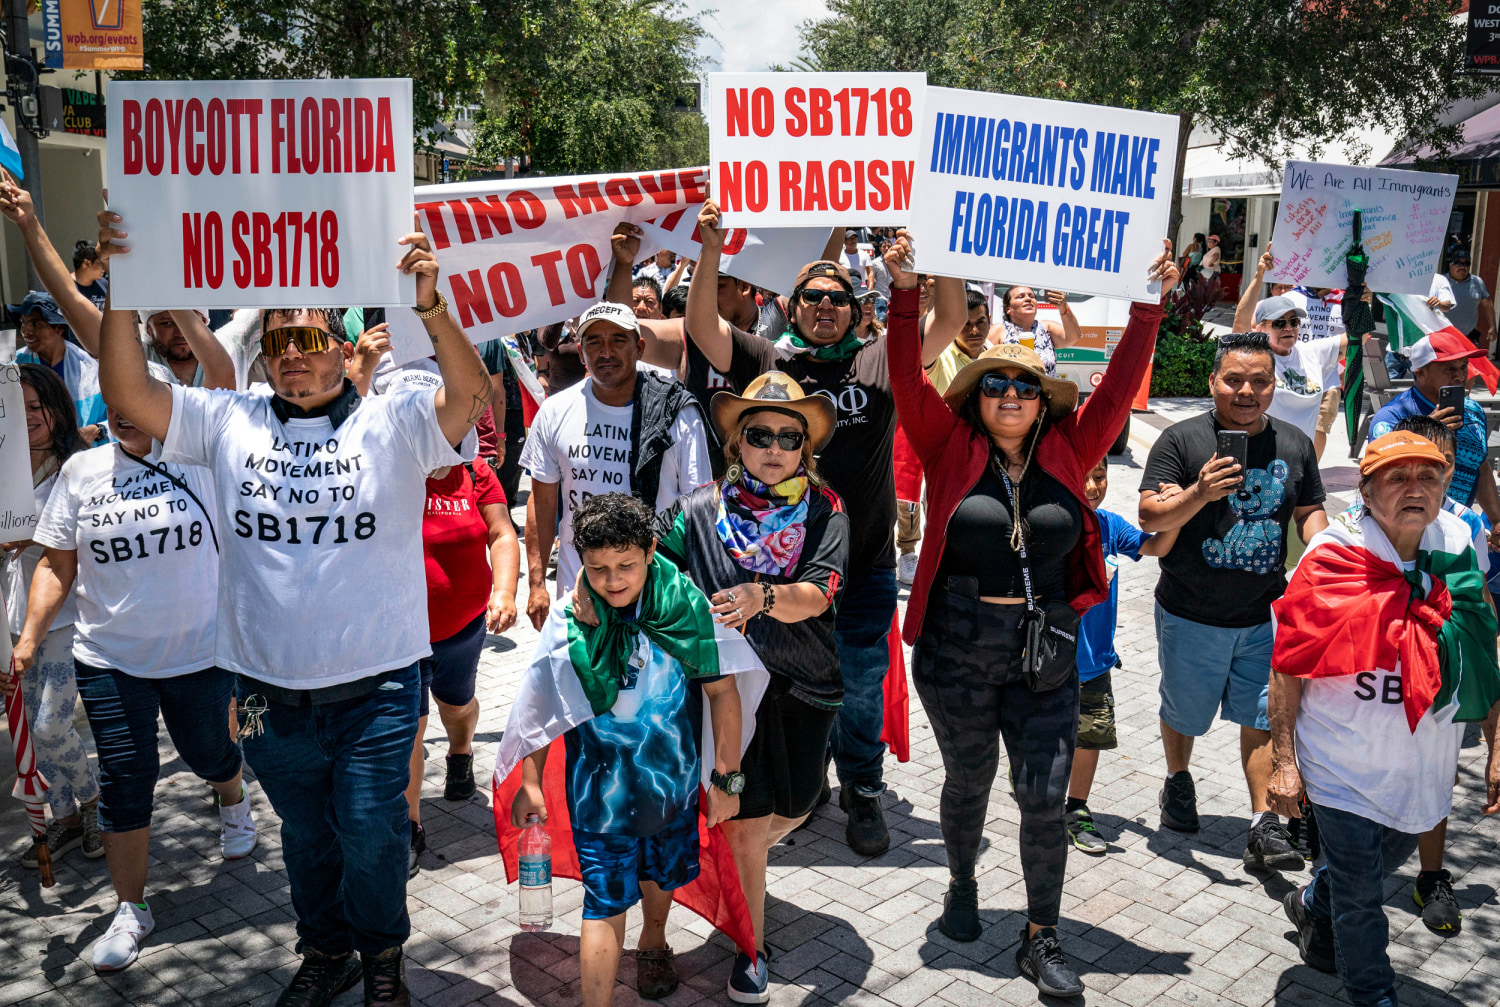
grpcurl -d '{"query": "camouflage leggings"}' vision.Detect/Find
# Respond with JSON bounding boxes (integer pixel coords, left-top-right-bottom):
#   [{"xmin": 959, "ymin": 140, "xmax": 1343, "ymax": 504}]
[{"xmin": 911, "ymin": 590, "xmax": 1079, "ymax": 926}]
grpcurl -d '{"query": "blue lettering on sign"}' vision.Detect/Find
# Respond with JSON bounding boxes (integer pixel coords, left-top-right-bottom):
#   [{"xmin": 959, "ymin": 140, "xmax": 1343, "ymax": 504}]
[
  {"xmin": 41, "ymin": 0, "xmax": 63, "ymax": 68},
  {"xmin": 947, "ymin": 190, "xmax": 1130, "ymax": 273}
]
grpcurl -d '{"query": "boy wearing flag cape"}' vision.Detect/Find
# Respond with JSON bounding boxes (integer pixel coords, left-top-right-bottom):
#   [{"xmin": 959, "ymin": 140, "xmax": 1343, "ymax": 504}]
[
  {"xmin": 494, "ymin": 493, "xmax": 766, "ymax": 1006},
  {"xmin": 1269, "ymin": 431, "xmax": 1500, "ymax": 1007}
]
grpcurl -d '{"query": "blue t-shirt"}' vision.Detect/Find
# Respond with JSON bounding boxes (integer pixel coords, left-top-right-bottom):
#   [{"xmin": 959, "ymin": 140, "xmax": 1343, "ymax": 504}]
[
  {"xmin": 1077, "ymin": 508, "xmax": 1150, "ymax": 681},
  {"xmin": 1369, "ymin": 387, "xmax": 1487, "ymax": 508},
  {"xmin": 564, "ymin": 630, "xmax": 712, "ymax": 837}
]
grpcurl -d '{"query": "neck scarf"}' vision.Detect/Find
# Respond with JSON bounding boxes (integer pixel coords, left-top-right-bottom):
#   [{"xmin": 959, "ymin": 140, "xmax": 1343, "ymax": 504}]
[
  {"xmin": 773, "ymin": 321, "xmax": 868, "ymax": 363},
  {"xmin": 714, "ymin": 468, "xmax": 811, "ymax": 576},
  {"xmin": 565, "ymin": 553, "xmax": 720, "ymax": 715}
]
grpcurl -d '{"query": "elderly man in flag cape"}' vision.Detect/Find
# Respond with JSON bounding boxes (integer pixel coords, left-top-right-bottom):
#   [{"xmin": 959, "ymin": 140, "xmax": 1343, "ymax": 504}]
[{"xmin": 1269, "ymin": 430, "xmax": 1500, "ymax": 1007}]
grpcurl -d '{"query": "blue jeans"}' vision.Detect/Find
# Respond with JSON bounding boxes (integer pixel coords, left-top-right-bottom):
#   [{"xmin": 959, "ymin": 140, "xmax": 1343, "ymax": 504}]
[
  {"xmin": 240, "ymin": 664, "xmax": 420, "ymax": 955},
  {"xmin": 75, "ymin": 663, "xmax": 241, "ymax": 833},
  {"xmin": 830, "ymin": 568, "xmax": 898, "ymax": 789},
  {"xmin": 1304, "ymin": 802, "xmax": 1422, "ymax": 1006}
]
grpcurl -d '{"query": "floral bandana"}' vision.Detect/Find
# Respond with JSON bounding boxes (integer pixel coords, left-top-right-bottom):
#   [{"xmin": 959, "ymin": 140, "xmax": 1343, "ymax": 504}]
[{"xmin": 715, "ymin": 469, "xmax": 811, "ymax": 575}]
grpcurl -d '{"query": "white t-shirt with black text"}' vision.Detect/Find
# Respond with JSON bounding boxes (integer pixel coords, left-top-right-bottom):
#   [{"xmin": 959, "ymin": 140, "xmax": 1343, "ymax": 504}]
[
  {"xmin": 32, "ymin": 445, "xmax": 218, "ymax": 678},
  {"xmin": 519, "ymin": 377, "xmax": 710, "ymax": 597},
  {"xmin": 160, "ymin": 384, "xmax": 465, "ymax": 687},
  {"xmin": 1266, "ymin": 336, "xmax": 1342, "ymax": 438}
]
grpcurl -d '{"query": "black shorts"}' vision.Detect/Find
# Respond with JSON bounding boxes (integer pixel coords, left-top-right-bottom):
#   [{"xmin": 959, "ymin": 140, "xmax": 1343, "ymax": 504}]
[
  {"xmin": 734, "ymin": 677, "xmax": 837, "ymax": 821},
  {"xmin": 418, "ymin": 612, "xmax": 486, "ymax": 717}
]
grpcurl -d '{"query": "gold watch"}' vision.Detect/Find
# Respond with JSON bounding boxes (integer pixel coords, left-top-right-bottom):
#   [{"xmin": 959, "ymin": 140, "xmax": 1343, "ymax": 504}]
[{"xmin": 413, "ymin": 291, "xmax": 449, "ymax": 319}]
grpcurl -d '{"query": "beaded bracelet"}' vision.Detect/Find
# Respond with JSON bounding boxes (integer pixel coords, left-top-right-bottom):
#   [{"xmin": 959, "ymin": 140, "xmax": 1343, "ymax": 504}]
[{"xmin": 759, "ymin": 582, "xmax": 776, "ymax": 617}]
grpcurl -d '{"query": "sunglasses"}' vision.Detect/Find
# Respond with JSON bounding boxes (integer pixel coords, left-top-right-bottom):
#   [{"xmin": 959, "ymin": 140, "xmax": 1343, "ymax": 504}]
[
  {"xmin": 261, "ymin": 325, "xmax": 336, "ymax": 357},
  {"xmin": 796, "ymin": 288, "xmax": 854, "ymax": 308},
  {"xmin": 1268, "ymin": 317, "xmax": 1301, "ymax": 330},
  {"xmin": 980, "ymin": 373, "xmax": 1043, "ymax": 399},
  {"xmin": 743, "ymin": 426, "xmax": 806, "ymax": 451}
]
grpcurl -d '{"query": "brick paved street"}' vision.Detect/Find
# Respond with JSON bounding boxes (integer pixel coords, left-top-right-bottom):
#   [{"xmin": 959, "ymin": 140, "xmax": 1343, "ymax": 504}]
[{"xmin": 3, "ymin": 400, "xmax": 1499, "ymax": 1006}]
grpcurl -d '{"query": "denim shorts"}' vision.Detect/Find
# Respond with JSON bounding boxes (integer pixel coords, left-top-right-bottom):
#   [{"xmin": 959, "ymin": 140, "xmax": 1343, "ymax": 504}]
[
  {"xmin": 1154, "ymin": 604, "xmax": 1272, "ymax": 735},
  {"xmin": 573, "ymin": 804, "xmax": 699, "ymax": 920},
  {"xmin": 418, "ymin": 612, "xmax": 486, "ymax": 717}
]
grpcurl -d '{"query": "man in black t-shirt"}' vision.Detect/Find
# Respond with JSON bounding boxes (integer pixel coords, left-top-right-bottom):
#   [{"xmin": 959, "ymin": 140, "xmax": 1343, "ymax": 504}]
[{"xmin": 1139, "ymin": 333, "xmax": 1328, "ymax": 872}]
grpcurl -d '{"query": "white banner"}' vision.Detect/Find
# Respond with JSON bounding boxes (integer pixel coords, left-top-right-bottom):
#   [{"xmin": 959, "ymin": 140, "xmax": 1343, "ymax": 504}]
[
  {"xmin": 1267, "ymin": 161, "xmax": 1458, "ymax": 296},
  {"xmin": 633, "ymin": 211, "xmax": 832, "ymax": 295},
  {"xmin": 106, "ymin": 79, "xmax": 416, "ymax": 310},
  {"xmin": 907, "ymin": 87, "xmax": 1179, "ymax": 301},
  {"xmin": 708, "ymin": 72, "xmax": 925, "ymax": 227},
  {"xmin": 0, "ymin": 364, "xmax": 36, "ymax": 538}
]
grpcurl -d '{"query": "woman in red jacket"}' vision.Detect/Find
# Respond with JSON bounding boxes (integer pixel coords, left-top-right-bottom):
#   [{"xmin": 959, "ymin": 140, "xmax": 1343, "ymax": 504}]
[{"xmin": 885, "ymin": 233, "xmax": 1177, "ymax": 998}]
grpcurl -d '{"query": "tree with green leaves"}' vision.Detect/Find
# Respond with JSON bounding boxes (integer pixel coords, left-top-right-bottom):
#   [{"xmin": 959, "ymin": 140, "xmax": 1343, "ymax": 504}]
[{"xmin": 795, "ymin": 0, "xmax": 1493, "ymax": 237}]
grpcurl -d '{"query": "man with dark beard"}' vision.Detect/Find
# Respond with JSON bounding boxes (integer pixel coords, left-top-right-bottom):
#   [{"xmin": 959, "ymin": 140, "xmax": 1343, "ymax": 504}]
[{"xmin": 138, "ymin": 309, "xmax": 235, "ymax": 389}]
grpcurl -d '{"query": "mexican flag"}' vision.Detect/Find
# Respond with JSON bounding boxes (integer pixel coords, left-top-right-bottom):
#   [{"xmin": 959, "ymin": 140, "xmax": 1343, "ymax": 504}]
[
  {"xmin": 1272, "ymin": 507, "xmax": 1500, "ymax": 732},
  {"xmin": 492, "ymin": 559, "xmax": 769, "ymax": 956},
  {"xmin": 1379, "ymin": 293, "xmax": 1500, "ymax": 393},
  {"xmin": 497, "ymin": 334, "xmax": 546, "ymax": 425}
]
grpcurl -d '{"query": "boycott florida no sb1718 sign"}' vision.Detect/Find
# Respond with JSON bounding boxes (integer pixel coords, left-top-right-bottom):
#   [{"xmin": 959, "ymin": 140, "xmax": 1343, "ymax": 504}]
[{"xmin": 106, "ymin": 79, "xmax": 416, "ymax": 310}]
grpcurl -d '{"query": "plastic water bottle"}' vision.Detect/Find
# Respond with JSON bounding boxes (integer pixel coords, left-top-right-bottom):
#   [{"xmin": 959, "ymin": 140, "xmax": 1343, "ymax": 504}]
[{"xmin": 517, "ymin": 814, "xmax": 553, "ymax": 932}]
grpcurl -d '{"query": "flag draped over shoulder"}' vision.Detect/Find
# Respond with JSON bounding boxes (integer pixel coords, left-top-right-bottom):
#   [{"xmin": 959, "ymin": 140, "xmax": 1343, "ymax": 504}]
[
  {"xmin": 491, "ymin": 571, "xmax": 769, "ymax": 957},
  {"xmin": 1272, "ymin": 508, "xmax": 1500, "ymax": 732},
  {"xmin": 1381, "ymin": 293, "xmax": 1500, "ymax": 393}
]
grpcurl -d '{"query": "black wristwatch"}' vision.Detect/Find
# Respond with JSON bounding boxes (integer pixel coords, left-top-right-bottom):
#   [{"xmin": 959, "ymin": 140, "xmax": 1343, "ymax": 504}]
[{"xmin": 710, "ymin": 769, "xmax": 745, "ymax": 796}]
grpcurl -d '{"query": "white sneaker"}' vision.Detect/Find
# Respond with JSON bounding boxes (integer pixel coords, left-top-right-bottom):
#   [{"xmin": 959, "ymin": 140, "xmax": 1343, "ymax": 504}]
[
  {"xmin": 218, "ymin": 785, "xmax": 257, "ymax": 860},
  {"xmin": 897, "ymin": 552, "xmax": 919, "ymax": 586},
  {"xmin": 93, "ymin": 902, "xmax": 154, "ymax": 971}
]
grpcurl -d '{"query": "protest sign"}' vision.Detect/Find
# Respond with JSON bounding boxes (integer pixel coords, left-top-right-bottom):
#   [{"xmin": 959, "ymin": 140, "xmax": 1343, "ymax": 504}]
[
  {"xmin": 1266, "ymin": 161, "xmax": 1458, "ymax": 296},
  {"xmin": 0, "ymin": 364, "xmax": 37, "ymax": 539},
  {"xmin": 106, "ymin": 79, "xmax": 416, "ymax": 309},
  {"xmin": 708, "ymin": 72, "xmax": 925, "ymax": 227},
  {"xmin": 908, "ymin": 87, "xmax": 1178, "ymax": 301},
  {"xmin": 633, "ymin": 210, "xmax": 831, "ymax": 295},
  {"xmin": 412, "ymin": 168, "xmax": 707, "ymax": 343}
]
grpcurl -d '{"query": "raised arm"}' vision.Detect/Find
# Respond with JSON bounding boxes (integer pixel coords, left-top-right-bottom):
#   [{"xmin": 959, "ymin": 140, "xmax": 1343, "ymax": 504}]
[
  {"xmin": 1046, "ymin": 290, "xmax": 1083, "ymax": 348},
  {"xmin": 883, "ymin": 234, "xmax": 961, "ymax": 464},
  {"xmin": 820, "ymin": 227, "xmax": 846, "ymax": 263},
  {"xmin": 0, "ymin": 172, "xmax": 103, "ymax": 355},
  {"xmin": 169, "ymin": 309, "xmax": 235, "ymax": 390},
  {"xmin": 685, "ymin": 200, "xmax": 735, "ymax": 373},
  {"xmin": 605, "ymin": 223, "xmax": 643, "ymax": 306},
  {"xmin": 1233, "ymin": 246, "xmax": 1274, "ymax": 332},
  {"xmin": 95, "ymin": 211, "xmax": 175, "ymax": 441},
  {"xmin": 919, "ymin": 275, "xmax": 967, "ymax": 367},
  {"xmin": 664, "ymin": 255, "xmax": 690, "ymax": 292}
]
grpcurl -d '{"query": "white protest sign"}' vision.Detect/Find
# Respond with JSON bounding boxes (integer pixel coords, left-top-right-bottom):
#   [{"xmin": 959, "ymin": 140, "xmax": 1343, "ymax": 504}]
[
  {"xmin": 107, "ymin": 79, "xmax": 416, "ymax": 310},
  {"xmin": 633, "ymin": 211, "xmax": 832, "ymax": 295},
  {"xmin": 412, "ymin": 168, "xmax": 706, "ymax": 343},
  {"xmin": 907, "ymin": 87, "xmax": 1179, "ymax": 301},
  {"xmin": 1266, "ymin": 161, "xmax": 1458, "ymax": 295},
  {"xmin": 0, "ymin": 364, "xmax": 36, "ymax": 539},
  {"xmin": 708, "ymin": 72, "xmax": 925, "ymax": 226}
]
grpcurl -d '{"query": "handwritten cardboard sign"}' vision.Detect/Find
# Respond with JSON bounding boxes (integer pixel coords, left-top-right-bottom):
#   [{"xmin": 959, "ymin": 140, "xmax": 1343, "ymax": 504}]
[{"xmin": 0, "ymin": 364, "xmax": 37, "ymax": 539}]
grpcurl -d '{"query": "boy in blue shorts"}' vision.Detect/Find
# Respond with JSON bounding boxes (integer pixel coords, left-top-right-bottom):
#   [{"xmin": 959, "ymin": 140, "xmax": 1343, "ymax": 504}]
[
  {"xmin": 510, "ymin": 494, "xmax": 744, "ymax": 1006},
  {"xmin": 1067, "ymin": 459, "xmax": 1179, "ymax": 854}
]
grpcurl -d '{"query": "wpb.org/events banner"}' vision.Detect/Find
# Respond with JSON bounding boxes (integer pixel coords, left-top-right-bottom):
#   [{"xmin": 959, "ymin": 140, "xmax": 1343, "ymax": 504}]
[{"xmin": 907, "ymin": 87, "xmax": 1179, "ymax": 302}]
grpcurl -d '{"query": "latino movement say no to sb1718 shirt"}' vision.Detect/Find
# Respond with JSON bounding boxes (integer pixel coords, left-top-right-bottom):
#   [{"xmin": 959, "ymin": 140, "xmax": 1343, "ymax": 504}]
[{"xmin": 160, "ymin": 382, "xmax": 466, "ymax": 688}]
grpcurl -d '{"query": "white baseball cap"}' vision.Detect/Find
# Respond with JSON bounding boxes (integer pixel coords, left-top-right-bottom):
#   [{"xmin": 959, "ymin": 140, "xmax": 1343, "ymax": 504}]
[{"xmin": 576, "ymin": 301, "xmax": 642, "ymax": 340}]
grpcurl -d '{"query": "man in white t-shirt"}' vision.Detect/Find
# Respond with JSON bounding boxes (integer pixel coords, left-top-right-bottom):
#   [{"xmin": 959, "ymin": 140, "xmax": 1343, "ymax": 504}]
[
  {"xmin": 1254, "ymin": 295, "xmax": 1346, "ymax": 459},
  {"xmin": 839, "ymin": 231, "xmax": 873, "ymax": 293},
  {"xmin": 93, "ymin": 208, "xmax": 493, "ymax": 1006},
  {"xmin": 520, "ymin": 302, "xmax": 710, "ymax": 628}
]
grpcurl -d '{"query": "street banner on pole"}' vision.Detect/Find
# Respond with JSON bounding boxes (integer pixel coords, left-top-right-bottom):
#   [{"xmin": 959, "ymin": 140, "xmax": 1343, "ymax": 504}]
[
  {"xmin": 1266, "ymin": 161, "xmax": 1458, "ymax": 296},
  {"xmin": 106, "ymin": 79, "xmax": 416, "ymax": 309},
  {"xmin": 41, "ymin": 0, "xmax": 144, "ymax": 71},
  {"xmin": 0, "ymin": 364, "xmax": 36, "ymax": 538},
  {"xmin": 707, "ymin": 72, "xmax": 925, "ymax": 227},
  {"xmin": 907, "ymin": 87, "xmax": 1179, "ymax": 301}
]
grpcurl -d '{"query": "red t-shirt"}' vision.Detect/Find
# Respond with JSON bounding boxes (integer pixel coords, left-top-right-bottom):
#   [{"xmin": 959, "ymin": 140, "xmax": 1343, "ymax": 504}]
[{"xmin": 423, "ymin": 462, "xmax": 506, "ymax": 642}]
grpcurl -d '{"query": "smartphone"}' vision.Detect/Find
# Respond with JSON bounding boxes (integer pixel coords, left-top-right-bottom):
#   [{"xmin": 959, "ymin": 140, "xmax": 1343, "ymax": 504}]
[
  {"xmin": 363, "ymin": 307, "xmax": 386, "ymax": 328},
  {"xmin": 1438, "ymin": 384, "xmax": 1466, "ymax": 416},
  {"xmin": 1216, "ymin": 429, "xmax": 1249, "ymax": 474}
]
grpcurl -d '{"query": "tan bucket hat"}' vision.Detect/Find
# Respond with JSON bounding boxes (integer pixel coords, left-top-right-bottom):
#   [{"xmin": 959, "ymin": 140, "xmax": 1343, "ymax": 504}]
[
  {"xmin": 711, "ymin": 371, "xmax": 837, "ymax": 451},
  {"xmin": 941, "ymin": 342, "xmax": 1079, "ymax": 419}
]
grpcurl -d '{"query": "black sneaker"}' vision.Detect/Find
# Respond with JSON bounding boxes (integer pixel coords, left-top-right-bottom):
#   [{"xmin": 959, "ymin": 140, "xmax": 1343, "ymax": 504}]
[
  {"xmin": 1067, "ymin": 806, "xmax": 1108, "ymax": 855},
  {"xmin": 725, "ymin": 949, "xmax": 768, "ymax": 1004},
  {"xmin": 1414, "ymin": 870, "xmax": 1463, "ymax": 935},
  {"xmin": 1158, "ymin": 771, "xmax": 1199, "ymax": 833},
  {"xmin": 1282, "ymin": 886, "xmax": 1336, "ymax": 973},
  {"xmin": 938, "ymin": 877, "xmax": 981, "ymax": 942},
  {"xmin": 360, "ymin": 946, "xmax": 409, "ymax": 1005},
  {"xmin": 839, "ymin": 786, "xmax": 890, "ymax": 857},
  {"xmin": 1015, "ymin": 926, "xmax": 1084, "ymax": 997},
  {"xmin": 407, "ymin": 822, "xmax": 426, "ymax": 880},
  {"xmin": 1244, "ymin": 814, "xmax": 1304, "ymax": 873},
  {"xmin": 274, "ymin": 948, "xmax": 362, "ymax": 1007},
  {"xmin": 443, "ymin": 753, "xmax": 475, "ymax": 802}
]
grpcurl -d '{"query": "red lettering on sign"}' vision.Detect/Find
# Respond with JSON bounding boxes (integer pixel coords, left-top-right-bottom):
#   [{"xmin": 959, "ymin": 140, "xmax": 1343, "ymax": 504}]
[
  {"xmin": 531, "ymin": 249, "xmax": 566, "ymax": 305},
  {"xmin": 145, "ymin": 99, "xmax": 164, "ymax": 175},
  {"xmin": 164, "ymin": 99, "xmax": 185, "ymax": 174},
  {"xmin": 829, "ymin": 160, "xmax": 852, "ymax": 212},
  {"xmin": 415, "ymin": 202, "xmax": 451, "ymax": 249},
  {"xmin": 185, "ymin": 99, "xmax": 205, "ymax": 175},
  {"xmin": 467, "ymin": 195, "xmax": 513, "ymax": 238},
  {"xmin": 803, "ymin": 161, "xmax": 828, "ymax": 212},
  {"xmin": 726, "ymin": 88, "xmax": 751, "ymax": 137},
  {"xmin": 780, "ymin": 162, "xmax": 802, "ymax": 212},
  {"xmin": 678, "ymin": 169, "xmax": 707, "ymax": 204},
  {"xmin": 301, "ymin": 97, "xmax": 321, "ymax": 174},
  {"xmin": 744, "ymin": 161, "xmax": 768, "ymax": 213},
  {"xmin": 554, "ymin": 182, "xmax": 609, "ymax": 219},
  {"xmin": 232, "ymin": 211, "xmax": 251, "ymax": 286},
  {"xmin": 809, "ymin": 89, "xmax": 832, "ymax": 137},
  {"xmin": 374, "ymin": 98, "xmax": 396, "ymax": 172},
  {"xmin": 206, "ymin": 98, "xmax": 226, "ymax": 175},
  {"xmin": 123, "ymin": 100, "xmax": 142, "ymax": 174},
  {"xmin": 353, "ymin": 99, "xmax": 375, "ymax": 172},
  {"xmin": 893, "ymin": 159, "xmax": 913, "ymax": 210},
  {"xmin": 253, "ymin": 212, "xmax": 272, "ymax": 285},
  {"xmin": 446, "ymin": 201, "xmax": 476, "ymax": 244},
  {"xmin": 565, "ymin": 243, "xmax": 602, "ymax": 298},
  {"xmin": 322, "ymin": 98, "xmax": 342, "ymax": 172},
  {"xmin": 508, "ymin": 191, "xmax": 546, "ymax": 229},
  {"xmin": 605, "ymin": 178, "xmax": 642, "ymax": 207},
  {"xmin": 784, "ymin": 88, "xmax": 807, "ymax": 136},
  {"xmin": 868, "ymin": 161, "xmax": 890, "ymax": 211},
  {"xmin": 750, "ymin": 88, "xmax": 774, "ymax": 137},
  {"xmin": 451, "ymin": 270, "xmax": 494, "ymax": 327},
  {"xmin": 489, "ymin": 262, "xmax": 526, "ymax": 317}
]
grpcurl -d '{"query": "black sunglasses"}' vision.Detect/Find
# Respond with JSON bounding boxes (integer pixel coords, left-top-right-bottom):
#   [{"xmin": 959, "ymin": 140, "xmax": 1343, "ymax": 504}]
[
  {"xmin": 261, "ymin": 325, "xmax": 335, "ymax": 357},
  {"xmin": 1268, "ymin": 317, "xmax": 1301, "ymax": 330},
  {"xmin": 796, "ymin": 288, "xmax": 854, "ymax": 308},
  {"xmin": 980, "ymin": 373, "xmax": 1042, "ymax": 399},
  {"xmin": 743, "ymin": 426, "xmax": 806, "ymax": 451}
]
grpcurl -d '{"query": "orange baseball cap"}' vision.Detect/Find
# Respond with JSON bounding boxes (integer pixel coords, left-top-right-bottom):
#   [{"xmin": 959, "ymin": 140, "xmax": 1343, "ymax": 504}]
[{"xmin": 1359, "ymin": 431, "xmax": 1449, "ymax": 476}]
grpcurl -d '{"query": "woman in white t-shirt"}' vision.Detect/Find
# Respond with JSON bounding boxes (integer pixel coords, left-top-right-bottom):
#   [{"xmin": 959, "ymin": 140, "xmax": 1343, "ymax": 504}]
[
  {"xmin": 1, "ymin": 364, "xmax": 100, "ymax": 869},
  {"xmin": 11, "ymin": 404, "xmax": 254, "ymax": 973},
  {"xmin": 1255, "ymin": 294, "xmax": 1347, "ymax": 455}
]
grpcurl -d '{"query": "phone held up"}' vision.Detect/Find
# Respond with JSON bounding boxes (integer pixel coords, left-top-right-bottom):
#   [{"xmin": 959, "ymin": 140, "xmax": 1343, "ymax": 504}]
[
  {"xmin": 1438, "ymin": 384, "xmax": 1466, "ymax": 418},
  {"xmin": 1216, "ymin": 429, "xmax": 1249, "ymax": 494}
]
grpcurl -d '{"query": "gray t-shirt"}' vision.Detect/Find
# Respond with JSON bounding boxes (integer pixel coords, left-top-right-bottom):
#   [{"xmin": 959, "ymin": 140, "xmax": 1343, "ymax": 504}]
[{"xmin": 1446, "ymin": 273, "xmax": 1491, "ymax": 335}]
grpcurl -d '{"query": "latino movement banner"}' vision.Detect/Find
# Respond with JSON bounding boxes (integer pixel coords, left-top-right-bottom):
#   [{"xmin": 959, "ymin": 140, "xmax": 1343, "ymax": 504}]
[
  {"xmin": 907, "ymin": 86, "xmax": 1180, "ymax": 302},
  {"xmin": 106, "ymin": 79, "xmax": 416, "ymax": 309}
]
